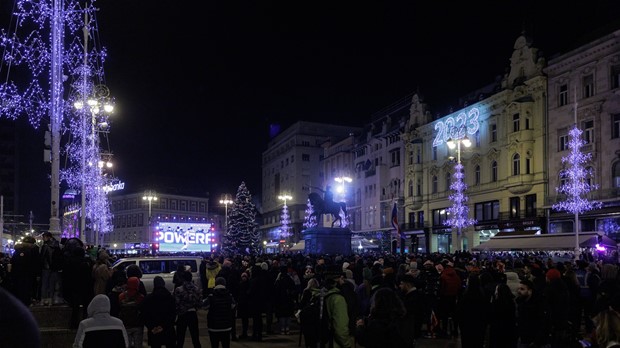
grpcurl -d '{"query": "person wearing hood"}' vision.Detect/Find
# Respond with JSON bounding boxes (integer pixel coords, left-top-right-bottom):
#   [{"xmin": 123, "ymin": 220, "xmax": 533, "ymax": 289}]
[
  {"xmin": 205, "ymin": 260, "xmax": 221, "ymax": 296},
  {"xmin": 141, "ymin": 276, "xmax": 176, "ymax": 348},
  {"xmin": 73, "ymin": 294, "xmax": 129, "ymax": 348},
  {"xmin": 205, "ymin": 276, "xmax": 236, "ymax": 348},
  {"xmin": 174, "ymin": 270, "xmax": 202, "ymax": 348},
  {"xmin": 118, "ymin": 277, "xmax": 145, "ymax": 348}
]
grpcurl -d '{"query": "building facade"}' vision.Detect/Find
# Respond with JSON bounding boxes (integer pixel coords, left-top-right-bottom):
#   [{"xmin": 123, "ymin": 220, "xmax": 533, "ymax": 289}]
[
  {"xmin": 260, "ymin": 121, "xmax": 361, "ymax": 250},
  {"xmin": 545, "ymin": 29, "xmax": 620, "ymax": 240},
  {"xmin": 107, "ymin": 192, "xmax": 212, "ymax": 254}
]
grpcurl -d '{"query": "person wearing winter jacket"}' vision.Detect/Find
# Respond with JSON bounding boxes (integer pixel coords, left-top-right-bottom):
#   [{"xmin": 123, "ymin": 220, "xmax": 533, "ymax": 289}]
[
  {"xmin": 73, "ymin": 294, "xmax": 129, "ymax": 348},
  {"xmin": 174, "ymin": 270, "xmax": 202, "ymax": 348},
  {"xmin": 141, "ymin": 276, "xmax": 176, "ymax": 348},
  {"xmin": 118, "ymin": 277, "xmax": 145, "ymax": 348},
  {"xmin": 204, "ymin": 277, "xmax": 236, "ymax": 348}
]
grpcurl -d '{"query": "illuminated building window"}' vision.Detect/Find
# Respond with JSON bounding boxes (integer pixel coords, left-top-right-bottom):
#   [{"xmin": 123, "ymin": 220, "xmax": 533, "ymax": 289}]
[{"xmin": 559, "ymin": 84, "xmax": 569, "ymax": 106}]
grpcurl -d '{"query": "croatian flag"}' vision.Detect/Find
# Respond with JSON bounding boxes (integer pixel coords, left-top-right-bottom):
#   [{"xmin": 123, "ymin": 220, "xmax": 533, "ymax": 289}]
[{"xmin": 391, "ymin": 202, "xmax": 402, "ymax": 237}]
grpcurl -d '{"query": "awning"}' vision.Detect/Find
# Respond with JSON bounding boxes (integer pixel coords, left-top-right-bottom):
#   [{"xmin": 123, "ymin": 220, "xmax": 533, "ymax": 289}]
[{"xmin": 472, "ymin": 232, "xmax": 617, "ymax": 251}]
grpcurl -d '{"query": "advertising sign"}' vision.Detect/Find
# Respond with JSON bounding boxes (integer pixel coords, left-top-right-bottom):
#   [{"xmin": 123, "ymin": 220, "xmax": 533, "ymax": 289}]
[{"xmin": 156, "ymin": 222, "xmax": 214, "ymax": 252}]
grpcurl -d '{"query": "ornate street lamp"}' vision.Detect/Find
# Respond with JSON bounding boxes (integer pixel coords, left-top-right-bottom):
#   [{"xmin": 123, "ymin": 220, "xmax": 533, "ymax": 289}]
[
  {"xmin": 219, "ymin": 194, "xmax": 233, "ymax": 232},
  {"xmin": 446, "ymin": 135, "xmax": 473, "ymax": 251}
]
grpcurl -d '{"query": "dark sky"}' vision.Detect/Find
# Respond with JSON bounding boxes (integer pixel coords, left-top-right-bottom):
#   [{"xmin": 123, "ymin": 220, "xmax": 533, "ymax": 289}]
[{"xmin": 5, "ymin": 1, "xmax": 620, "ymax": 222}]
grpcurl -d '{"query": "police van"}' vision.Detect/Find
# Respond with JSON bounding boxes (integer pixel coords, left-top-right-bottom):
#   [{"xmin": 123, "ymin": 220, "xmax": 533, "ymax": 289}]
[{"xmin": 111, "ymin": 256, "xmax": 203, "ymax": 293}]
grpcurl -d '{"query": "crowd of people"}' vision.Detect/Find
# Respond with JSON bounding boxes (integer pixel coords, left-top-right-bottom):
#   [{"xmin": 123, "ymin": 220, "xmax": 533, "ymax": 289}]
[{"xmin": 2, "ymin": 233, "xmax": 620, "ymax": 348}]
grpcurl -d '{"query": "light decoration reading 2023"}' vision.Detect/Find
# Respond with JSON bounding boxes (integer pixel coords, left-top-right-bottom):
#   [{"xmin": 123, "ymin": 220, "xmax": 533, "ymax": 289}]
[
  {"xmin": 432, "ymin": 107, "xmax": 481, "ymax": 147},
  {"xmin": 156, "ymin": 222, "xmax": 215, "ymax": 252}
]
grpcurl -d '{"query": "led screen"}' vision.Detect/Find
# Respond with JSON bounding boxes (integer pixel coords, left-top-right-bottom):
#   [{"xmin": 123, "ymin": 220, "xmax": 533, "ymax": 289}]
[{"xmin": 155, "ymin": 222, "xmax": 213, "ymax": 252}]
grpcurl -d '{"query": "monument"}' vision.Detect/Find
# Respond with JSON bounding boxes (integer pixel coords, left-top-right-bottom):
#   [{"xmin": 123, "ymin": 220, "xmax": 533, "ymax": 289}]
[{"xmin": 303, "ymin": 186, "xmax": 352, "ymax": 255}]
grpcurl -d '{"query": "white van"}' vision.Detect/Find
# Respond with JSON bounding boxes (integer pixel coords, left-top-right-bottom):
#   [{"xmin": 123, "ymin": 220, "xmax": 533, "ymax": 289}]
[{"xmin": 111, "ymin": 256, "xmax": 203, "ymax": 293}]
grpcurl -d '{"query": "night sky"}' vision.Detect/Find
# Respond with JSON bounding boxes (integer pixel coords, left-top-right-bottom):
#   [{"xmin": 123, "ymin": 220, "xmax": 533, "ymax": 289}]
[{"xmin": 4, "ymin": 1, "xmax": 620, "ymax": 223}]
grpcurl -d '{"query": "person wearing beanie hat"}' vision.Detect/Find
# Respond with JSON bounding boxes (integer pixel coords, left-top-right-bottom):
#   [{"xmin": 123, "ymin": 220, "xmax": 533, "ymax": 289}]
[
  {"xmin": 205, "ymin": 272, "xmax": 236, "ymax": 347},
  {"xmin": 139, "ymin": 276, "xmax": 176, "ymax": 348},
  {"xmin": 545, "ymin": 268, "xmax": 562, "ymax": 282}
]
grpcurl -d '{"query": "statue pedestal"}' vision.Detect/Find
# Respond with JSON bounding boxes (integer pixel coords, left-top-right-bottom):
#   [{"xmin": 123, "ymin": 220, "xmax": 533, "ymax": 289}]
[{"xmin": 303, "ymin": 227, "xmax": 352, "ymax": 255}]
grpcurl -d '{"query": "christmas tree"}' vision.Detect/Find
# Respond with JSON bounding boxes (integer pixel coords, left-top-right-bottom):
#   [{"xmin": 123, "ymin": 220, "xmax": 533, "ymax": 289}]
[
  {"xmin": 303, "ymin": 199, "xmax": 317, "ymax": 229},
  {"xmin": 445, "ymin": 163, "xmax": 476, "ymax": 236},
  {"xmin": 222, "ymin": 182, "xmax": 261, "ymax": 255},
  {"xmin": 280, "ymin": 203, "xmax": 292, "ymax": 239},
  {"xmin": 552, "ymin": 124, "xmax": 602, "ymax": 256}
]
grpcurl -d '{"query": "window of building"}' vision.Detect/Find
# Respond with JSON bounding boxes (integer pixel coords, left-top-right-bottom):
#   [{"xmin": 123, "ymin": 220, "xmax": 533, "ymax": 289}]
[
  {"xmin": 614, "ymin": 162, "xmax": 620, "ymax": 188},
  {"xmin": 513, "ymin": 154, "xmax": 520, "ymax": 175},
  {"xmin": 613, "ymin": 114, "xmax": 620, "ymax": 139},
  {"xmin": 432, "ymin": 208, "xmax": 449, "ymax": 226},
  {"xmin": 408, "ymin": 180, "xmax": 414, "ymax": 196},
  {"xmin": 475, "ymin": 165, "xmax": 480, "ymax": 185},
  {"xmin": 583, "ymin": 74, "xmax": 594, "ymax": 98},
  {"xmin": 390, "ymin": 149, "xmax": 400, "ymax": 167},
  {"xmin": 559, "ymin": 84, "xmax": 568, "ymax": 106},
  {"xmin": 446, "ymin": 172, "xmax": 451, "ymax": 191},
  {"xmin": 417, "ymin": 179, "xmax": 421, "ymax": 196},
  {"xmin": 525, "ymin": 194, "xmax": 537, "ymax": 217},
  {"xmin": 490, "ymin": 124, "xmax": 497, "ymax": 142},
  {"xmin": 491, "ymin": 161, "xmax": 498, "ymax": 182},
  {"xmin": 475, "ymin": 200, "xmax": 500, "ymax": 221},
  {"xmin": 513, "ymin": 113, "xmax": 520, "ymax": 132},
  {"xmin": 526, "ymin": 157, "xmax": 531, "ymax": 174},
  {"xmin": 583, "ymin": 120, "xmax": 594, "ymax": 144},
  {"xmin": 525, "ymin": 117, "xmax": 530, "ymax": 130},
  {"xmin": 586, "ymin": 166, "xmax": 594, "ymax": 187},
  {"xmin": 613, "ymin": 65, "xmax": 620, "ymax": 89},
  {"xmin": 559, "ymin": 134, "xmax": 569, "ymax": 151},
  {"xmin": 559, "ymin": 171, "xmax": 568, "ymax": 188},
  {"xmin": 417, "ymin": 211, "xmax": 425, "ymax": 227},
  {"xmin": 408, "ymin": 150, "xmax": 414, "ymax": 165},
  {"xmin": 432, "ymin": 147, "xmax": 437, "ymax": 160},
  {"xmin": 302, "ymin": 154, "xmax": 310, "ymax": 161},
  {"xmin": 510, "ymin": 197, "xmax": 520, "ymax": 219},
  {"xmin": 417, "ymin": 147, "xmax": 421, "ymax": 163},
  {"xmin": 432, "ymin": 176, "xmax": 438, "ymax": 193},
  {"xmin": 475, "ymin": 131, "xmax": 480, "ymax": 147}
]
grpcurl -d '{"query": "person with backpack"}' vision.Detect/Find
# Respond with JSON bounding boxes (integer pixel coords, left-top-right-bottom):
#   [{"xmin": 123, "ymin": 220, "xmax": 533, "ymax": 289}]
[
  {"xmin": 118, "ymin": 276, "xmax": 145, "ymax": 348},
  {"xmin": 301, "ymin": 274, "xmax": 352, "ymax": 348},
  {"xmin": 355, "ymin": 287, "xmax": 409, "ymax": 348},
  {"xmin": 40, "ymin": 232, "xmax": 63, "ymax": 306}
]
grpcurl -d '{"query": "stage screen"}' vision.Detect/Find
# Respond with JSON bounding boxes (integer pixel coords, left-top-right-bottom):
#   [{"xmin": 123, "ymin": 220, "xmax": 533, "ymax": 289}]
[{"xmin": 156, "ymin": 222, "xmax": 214, "ymax": 253}]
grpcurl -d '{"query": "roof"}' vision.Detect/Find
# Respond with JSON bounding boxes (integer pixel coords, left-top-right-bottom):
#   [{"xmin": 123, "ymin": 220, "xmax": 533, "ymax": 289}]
[{"xmin": 472, "ymin": 232, "xmax": 617, "ymax": 251}]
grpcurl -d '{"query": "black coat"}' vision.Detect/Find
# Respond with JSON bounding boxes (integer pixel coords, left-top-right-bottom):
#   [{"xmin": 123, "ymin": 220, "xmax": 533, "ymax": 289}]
[
  {"xmin": 273, "ymin": 273, "xmax": 296, "ymax": 318},
  {"xmin": 206, "ymin": 286, "xmax": 235, "ymax": 331},
  {"xmin": 140, "ymin": 285, "xmax": 176, "ymax": 347}
]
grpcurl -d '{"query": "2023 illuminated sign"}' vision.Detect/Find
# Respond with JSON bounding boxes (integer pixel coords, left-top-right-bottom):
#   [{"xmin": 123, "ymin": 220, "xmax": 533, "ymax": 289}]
[{"xmin": 432, "ymin": 107, "xmax": 480, "ymax": 147}]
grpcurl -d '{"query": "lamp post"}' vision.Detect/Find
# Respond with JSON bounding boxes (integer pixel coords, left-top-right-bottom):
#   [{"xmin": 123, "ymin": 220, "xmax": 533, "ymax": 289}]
[
  {"xmin": 143, "ymin": 191, "xmax": 158, "ymax": 223},
  {"xmin": 219, "ymin": 194, "xmax": 233, "ymax": 233},
  {"xmin": 447, "ymin": 135, "xmax": 472, "ymax": 252},
  {"xmin": 334, "ymin": 176, "xmax": 352, "ymax": 199},
  {"xmin": 278, "ymin": 194, "xmax": 292, "ymax": 252},
  {"xmin": 74, "ymin": 86, "xmax": 114, "ymax": 244}
]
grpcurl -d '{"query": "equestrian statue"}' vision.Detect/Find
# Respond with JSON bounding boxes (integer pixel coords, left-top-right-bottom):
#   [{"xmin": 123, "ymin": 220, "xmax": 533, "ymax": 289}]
[{"xmin": 308, "ymin": 185, "xmax": 348, "ymax": 228}]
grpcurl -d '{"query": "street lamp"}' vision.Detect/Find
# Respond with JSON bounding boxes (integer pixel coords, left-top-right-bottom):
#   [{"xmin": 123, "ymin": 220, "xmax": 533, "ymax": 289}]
[
  {"xmin": 278, "ymin": 194, "xmax": 293, "ymax": 252},
  {"xmin": 74, "ymin": 85, "xmax": 114, "ymax": 243},
  {"xmin": 142, "ymin": 191, "xmax": 158, "ymax": 223},
  {"xmin": 219, "ymin": 194, "xmax": 233, "ymax": 232},
  {"xmin": 334, "ymin": 176, "xmax": 352, "ymax": 198},
  {"xmin": 446, "ymin": 135, "xmax": 472, "ymax": 252}
]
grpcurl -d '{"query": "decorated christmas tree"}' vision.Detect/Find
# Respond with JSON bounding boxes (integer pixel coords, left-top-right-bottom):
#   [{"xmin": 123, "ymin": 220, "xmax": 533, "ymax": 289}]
[
  {"xmin": 280, "ymin": 203, "xmax": 292, "ymax": 239},
  {"xmin": 303, "ymin": 199, "xmax": 317, "ymax": 229},
  {"xmin": 552, "ymin": 124, "xmax": 601, "ymax": 256},
  {"xmin": 445, "ymin": 162, "xmax": 476, "ymax": 236},
  {"xmin": 222, "ymin": 182, "xmax": 261, "ymax": 255}
]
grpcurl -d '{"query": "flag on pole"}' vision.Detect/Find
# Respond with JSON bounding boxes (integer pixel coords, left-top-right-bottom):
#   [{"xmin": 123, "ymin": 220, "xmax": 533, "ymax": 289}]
[{"xmin": 391, "ymin": 201, "xmax": 402, "ymax": 237}]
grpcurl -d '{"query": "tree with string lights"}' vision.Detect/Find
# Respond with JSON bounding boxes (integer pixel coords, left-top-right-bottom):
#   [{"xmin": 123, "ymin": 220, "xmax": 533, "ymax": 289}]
[
  {"xmin": 445, "ymin": 162, "xmax": 476, "ymax": 245},
  {"xmin": 0, "ymin": 0, "xmax": 115, "ymax": 240},
  {"xmin": 222, "ymin": 182, "xmax": 261, "ymax": 255},
  {"xmin": 280, "ymin": 203, "xmax": 291, "ymax": 239},
  {"xmin": 552, "ymin": 124, "xmax": 601, "ymax": 257},
  {"xmin": 303, "ymin": 199, "xmax": 317, "ymax": 229}
]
